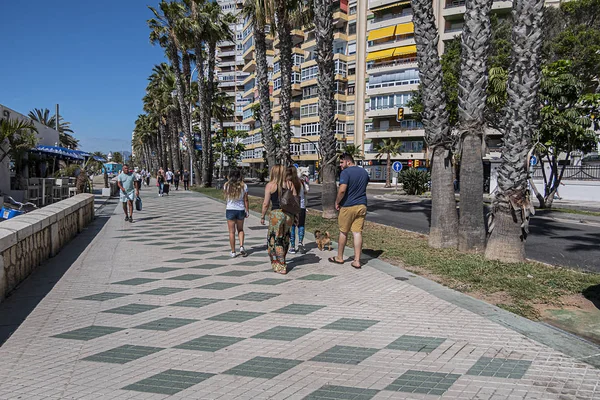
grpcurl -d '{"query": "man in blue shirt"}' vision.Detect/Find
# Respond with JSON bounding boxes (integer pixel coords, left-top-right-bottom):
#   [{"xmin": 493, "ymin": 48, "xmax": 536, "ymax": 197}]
[
  {"xmin": 329, "ymin": 153, "xmax": 369, "ymax": 269},
  {"xmin": 116, "ymin": 164, "xmax": 140, "ymax": 222}
]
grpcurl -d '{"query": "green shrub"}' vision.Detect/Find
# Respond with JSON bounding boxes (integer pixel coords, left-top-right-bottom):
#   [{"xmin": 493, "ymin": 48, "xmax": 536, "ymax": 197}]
[{"xmin": 399, "ymin": 168, "xmax": 430, "ymax": 195}]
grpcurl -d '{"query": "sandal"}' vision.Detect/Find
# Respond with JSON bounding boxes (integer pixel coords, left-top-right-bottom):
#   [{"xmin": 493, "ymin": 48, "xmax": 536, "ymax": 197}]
[
  {"xmin": 328, "ymin": 257, "xmax": 344, "ymax": 265},
  {"xmin": 351, "ymin": 262, "xmax": 362, "ymax": 269}
]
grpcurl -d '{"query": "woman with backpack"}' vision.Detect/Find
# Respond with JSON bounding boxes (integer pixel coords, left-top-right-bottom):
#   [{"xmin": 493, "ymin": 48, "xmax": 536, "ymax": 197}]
[
  {"xmin": 224, "ymin": 169, "xmax": 249, "ymax": 258},
  {"xmin": 260, "ymin": 165, "xmax": 298, "ymax": 274}
]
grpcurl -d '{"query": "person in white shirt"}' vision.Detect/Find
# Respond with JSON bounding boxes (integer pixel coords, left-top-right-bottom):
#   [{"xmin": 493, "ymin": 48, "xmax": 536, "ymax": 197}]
[
  {"xmin": 289, "ymin": 166, "xmax": 309, "ymax": 254},
  {"xmin": 224, "ymin": 169, "xmax": 249, "ymax": 257},
  {"xmin": 165, "ymin": 169, "xmax": 174, "ymax": 184}
]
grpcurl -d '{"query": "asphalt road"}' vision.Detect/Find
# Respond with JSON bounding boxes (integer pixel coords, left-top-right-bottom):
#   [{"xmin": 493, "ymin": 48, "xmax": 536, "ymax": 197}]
[{"xmin": 247, "ymin": 183, "xmax": 600, "ymax": 272}]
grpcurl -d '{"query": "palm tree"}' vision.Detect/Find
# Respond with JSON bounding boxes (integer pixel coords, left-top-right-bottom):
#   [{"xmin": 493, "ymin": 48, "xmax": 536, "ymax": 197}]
[
  {"xmin": 28, "ymin": 108, "xmax": 79, "ymax": 149},
  {"xmin": 313, "ymin": 0, "xmax": 337, "ymax": 219},
  {"xmin": 375, "ymin": 139, "xmax": 402, "ymax": 188},
  {"xmin": 339, "ymin": 143, "xmax": 362, "ymax": 160},
  {"xmin": 457, "ymin": 0, "xmax": 494, "ymax": 252},
  {"xmin": 485, "ymin": 0, "xmax": 545, "ymax": 262},
  {"xmin": 148, "ymin": 1, "xmax": 197, "ymax": 181},
  {"xmin": 411, "ymin": 0, "xmax": 459, "ymax": 248},
  {"xmin": 273, "ymin": 0, "xmax": 303, "ymax": 164},
  {"xmin": 242, "ymin": 0, "xmax": 278, "ymax": 168},
  {"xmin": 212, "ymin": 90, "xmax": 235, "ymax": 177}
]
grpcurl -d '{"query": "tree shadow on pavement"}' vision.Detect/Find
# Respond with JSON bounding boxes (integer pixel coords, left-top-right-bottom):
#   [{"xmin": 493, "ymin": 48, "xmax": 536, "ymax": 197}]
[
  {"xmin": 583, "ymin": 285, "xmax": 600, "ymax": 310},
  {"xmin": 287, "ymin": 253, "xmax": 322, "ymax": 272},
  {"xmin": 0, "ymin": 213, "xmax": 111, "ymax": 346}
]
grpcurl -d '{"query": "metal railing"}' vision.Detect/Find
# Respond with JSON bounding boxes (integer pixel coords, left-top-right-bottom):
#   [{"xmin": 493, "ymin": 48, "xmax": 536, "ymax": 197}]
[
  {"xmin": 532, "ymin": 166, "xmax": 600, "ymax": 181},
  {"xmin": 367, "ymin": 57, "xmax": 418, "ymax": 71}
]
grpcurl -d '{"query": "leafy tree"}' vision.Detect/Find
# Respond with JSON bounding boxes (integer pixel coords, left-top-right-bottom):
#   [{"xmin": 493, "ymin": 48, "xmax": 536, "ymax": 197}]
[
  {"xmin": 531, "ymin": 60, "xmax": 600, "ymax": 208},
  {"xmin": 399, "ymin": 169, "xmax": 430, "ymax": 195},
  {"xmin": 112, "ymin": 152, "xmax": 124, "ymax": 164},
  {"xmin": 374, "ymin": 138, "xmax": 402, "ymax": 188},
  {"xmin": 338, "ymin": 143, "xmax": 362, "ymax": 160}
]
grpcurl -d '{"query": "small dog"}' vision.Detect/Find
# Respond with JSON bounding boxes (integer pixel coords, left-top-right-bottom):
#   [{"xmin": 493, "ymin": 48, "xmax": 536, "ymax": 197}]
[{"xmin": 315, "ymin": 230, "xmax": 332, "ymax": 251}]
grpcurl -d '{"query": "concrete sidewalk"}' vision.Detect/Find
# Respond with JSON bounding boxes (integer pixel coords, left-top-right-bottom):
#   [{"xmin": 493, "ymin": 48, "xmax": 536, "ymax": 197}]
[{"xmin": 0, "ymin": 187, "xmax": 598, "ymax": 399}]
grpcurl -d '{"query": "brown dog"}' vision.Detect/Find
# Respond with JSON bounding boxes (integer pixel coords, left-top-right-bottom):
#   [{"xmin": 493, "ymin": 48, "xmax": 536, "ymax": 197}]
[{"xmin": 315, "ymin": 230, "xmax": 332, "ymax": 251}]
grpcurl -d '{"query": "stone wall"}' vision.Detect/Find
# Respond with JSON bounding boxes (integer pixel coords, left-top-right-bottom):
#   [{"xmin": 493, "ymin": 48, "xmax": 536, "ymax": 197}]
[{"xmin": 0, "ymin": 194, "xmax": 94, "ymax": 302}]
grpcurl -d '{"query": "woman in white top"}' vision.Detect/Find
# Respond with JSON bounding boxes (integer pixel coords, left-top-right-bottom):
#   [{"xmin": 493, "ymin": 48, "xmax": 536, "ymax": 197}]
[{"xmin": 224, "ymin": 169, "xmax": 249, "ymax": 257}]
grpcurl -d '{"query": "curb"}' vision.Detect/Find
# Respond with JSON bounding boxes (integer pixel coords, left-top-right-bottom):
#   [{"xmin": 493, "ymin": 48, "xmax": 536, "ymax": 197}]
[{"xmin": 193, "ymin": 190, "xmax": 600, "ymax": 369}]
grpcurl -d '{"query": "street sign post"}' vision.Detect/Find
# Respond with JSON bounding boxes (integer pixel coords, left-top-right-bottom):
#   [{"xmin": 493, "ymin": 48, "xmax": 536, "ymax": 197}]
[
  {"xmin": 392, "ymin": 161, "xmax": 402, "ymax": 192},
  {"xmin": 530, "ymin": 155, "xmax": 538, "ymax": 167}
]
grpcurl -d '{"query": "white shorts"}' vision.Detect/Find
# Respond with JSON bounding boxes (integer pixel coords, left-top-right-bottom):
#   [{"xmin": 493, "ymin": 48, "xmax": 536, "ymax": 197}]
[{"xmin": 120, "ymin": 191, "xmax": 135, "ymax": 203}]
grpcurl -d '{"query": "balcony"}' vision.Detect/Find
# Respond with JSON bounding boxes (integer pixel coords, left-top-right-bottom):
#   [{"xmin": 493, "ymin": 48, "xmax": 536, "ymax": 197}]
[
  {"xmin": 367, "ymin": 56, "xmax": 418, "ymax": 73},
  {"xmin": 369, "ymin": 11, "xmax": 413, "ymax": 31},
  {"xmin": 366, "ymin": 106, "xmax": 413, "ymax": 118}
]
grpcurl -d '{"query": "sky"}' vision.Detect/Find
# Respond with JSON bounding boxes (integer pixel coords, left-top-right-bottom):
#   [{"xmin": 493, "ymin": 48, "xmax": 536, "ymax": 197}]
[{"xmin": 0, "ymin": 0, "xmax": 166, "ymax": 153}]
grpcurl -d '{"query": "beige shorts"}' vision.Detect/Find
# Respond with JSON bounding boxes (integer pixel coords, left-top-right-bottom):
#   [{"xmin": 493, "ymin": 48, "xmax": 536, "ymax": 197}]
[{"xmin": 338, "ymin": 204, "xmax": 367, "ymax": 233}]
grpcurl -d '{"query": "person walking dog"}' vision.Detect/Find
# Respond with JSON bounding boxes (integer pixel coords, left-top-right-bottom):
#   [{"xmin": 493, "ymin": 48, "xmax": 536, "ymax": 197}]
[{"xmin": 329, "ymin": 153, "xmax": 369, "ymax": 269}]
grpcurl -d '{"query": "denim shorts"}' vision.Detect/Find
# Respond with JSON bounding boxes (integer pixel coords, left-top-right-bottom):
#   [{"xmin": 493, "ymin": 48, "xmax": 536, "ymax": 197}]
[{"xmin": 226, "ymin": 209, "xmax": 246, "ymax": 220}]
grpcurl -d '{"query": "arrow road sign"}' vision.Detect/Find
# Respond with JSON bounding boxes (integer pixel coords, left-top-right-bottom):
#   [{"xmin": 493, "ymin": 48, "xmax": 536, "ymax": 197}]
[{"xmin": 392, "ymin": 161, "xmax": 403, "ymax": 172}]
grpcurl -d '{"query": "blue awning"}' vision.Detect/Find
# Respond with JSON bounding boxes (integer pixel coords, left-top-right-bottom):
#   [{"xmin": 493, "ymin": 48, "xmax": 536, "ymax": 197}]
[{"xmin": 31, "ymin": 145, "xmax": 85, "ymax": 160}]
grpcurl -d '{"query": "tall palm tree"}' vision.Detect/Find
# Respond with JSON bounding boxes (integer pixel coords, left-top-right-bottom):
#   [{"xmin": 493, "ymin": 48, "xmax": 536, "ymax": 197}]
[
  {"xmin": 212, "ymin": 91, "xmax": 235, "ymax": 178},
  {"xmin": 313, "ymin": 0, "xmax": 337, "ymax": 219},
  {"xmin": 242, "ymin": 0, "xmax": 278, "ymax": 168},
  {"xmin": 411, "ymin": 0, "xmax": 459, "ymax": 248},
  {"xmin": 375, "ymin": 138, "xmax": 402, "ymax": 188},
  {"xmin": 457, "ymin": 0, "xmax": 494, "ymax": 252},
  {"xmin": 485, "ymin": 0, "xmax": 545, "ymax": 262},
  {"xmin": 148, "ymin": 1, "xmax": 197, "ymax": 181},
  {"xmin": 273, "ymin": 0, "xmax": 303, "ymax": 164},
  {"xmin": 28, "ymin": 108, "xmax": 79, "ymax": 149}
]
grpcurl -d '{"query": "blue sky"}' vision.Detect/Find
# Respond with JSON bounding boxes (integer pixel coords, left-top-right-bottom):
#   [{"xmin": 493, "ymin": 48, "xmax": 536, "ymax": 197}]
[{"xmin": 0, "ymin": 0, "xmax": 165, "ymax": 153}]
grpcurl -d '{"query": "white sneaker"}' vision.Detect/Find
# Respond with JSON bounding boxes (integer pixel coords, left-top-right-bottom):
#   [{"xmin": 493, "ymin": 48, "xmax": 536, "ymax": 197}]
[
  {"xmin": 240, "ymin": 246, "xmax": 247, "ymax": 257},
  {"xmin": 230, "ymin": 251, "xmax": 236, "ymax": 258}
]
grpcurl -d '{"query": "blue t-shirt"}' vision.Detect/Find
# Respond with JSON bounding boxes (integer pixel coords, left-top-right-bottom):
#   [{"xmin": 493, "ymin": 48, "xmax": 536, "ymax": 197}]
[{"xmin": 339, "ymin": 166, "xmax": 369, "ymax": 207}]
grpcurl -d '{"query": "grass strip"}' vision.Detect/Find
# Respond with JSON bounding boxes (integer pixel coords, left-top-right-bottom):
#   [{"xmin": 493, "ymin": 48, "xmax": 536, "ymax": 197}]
[
  {"xmin": 550, "ymin": 208, "xmax": 600, "ymax": 217},
  {"xmin": 193, "ymin": 187, "xmax": 600, "ymax": 320}
]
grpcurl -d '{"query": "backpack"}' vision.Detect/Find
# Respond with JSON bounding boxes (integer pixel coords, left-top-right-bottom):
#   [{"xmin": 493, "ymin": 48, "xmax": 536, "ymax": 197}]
[{"xmin": 280, "ymin": 187, "xmax": 301, "ymax": 216}]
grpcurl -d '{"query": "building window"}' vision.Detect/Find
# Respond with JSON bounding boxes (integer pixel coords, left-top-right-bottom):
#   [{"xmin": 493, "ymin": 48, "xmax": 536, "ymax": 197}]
[
  {"xmin": 301, "ymin": 65, "xmax": 319, "ymax": 81},
  {"xmin": 367, "ymin": 69, "xmax": 420, "ymax": 89},
  {"xmin": 348, "ymin": 42, "xmax": 356, "ymax": 55},
  {"xmin": 301, "ymin": 122, "xmax": 320, "ymax": 136},
  {"xmin": 303, "ymin": 85, "xmax": 319, "ymax": 99},
  {"xmin": 348, "ymin": 23, "xmax": 357, "ymax": 35},
  {"xmin": 300, "ymin": 103, "xmax": 319, "ymax": 118}
]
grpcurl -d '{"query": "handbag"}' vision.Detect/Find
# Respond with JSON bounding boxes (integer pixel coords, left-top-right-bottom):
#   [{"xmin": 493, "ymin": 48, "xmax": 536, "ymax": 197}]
[
  {"xmin": 280, "ymin": 187, "xmax": 301, "ymax": 215},
  {"xmin": 135, "ymin": 196, "xmax": 143, "ymax": 211}
]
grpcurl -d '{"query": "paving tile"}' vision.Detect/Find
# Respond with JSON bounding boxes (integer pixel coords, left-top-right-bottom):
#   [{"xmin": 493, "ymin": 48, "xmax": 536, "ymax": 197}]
[
  {"xmin": 303, "ymin": 385, "xmax": 380, "ymax": 400},
  {"xmin": 386, "ymin": 335, "xmax": 447, "ymax": 353},
  {"xmin": 122, "ymin": 369, "xmax": 215, "ymax": 395},
  {"xmin": 252, "ymin": 326, "xmax": 315, "ymax": 341},
  {"xmin": 166, "ymin": 273, "xmax": 209, "ymax": 281},
  {"xmin": 75, "ymin": 292, "xmax": 131, "ymax": 301},
  {"xmin": 207, "ymin": 310, "xmax": 266, "ymax": 322},
  {"xmin": 112, "ymin": 278, "xmax": 160, "ymax": 286},
  {"xmin": 133, "ymin": 317, "xmax": 198, "ymax": 331},
  {"xmin": 174, "ymin": 335, "xmax": 245, "ymax": 352},
  {"xmin": 165, "ymin": 258, "xmax": 200, "ymax": 263},
  {"xmin": 217, "ymin": 270, "xmax": 257, "ymax": 277},
  {"xmin": 82, "ymin": 345, "xmax": 164, "ymax": 364},
  {"xmin": 208, "ymin": 255, "xmax": 237, "ymax": 261},
  {"xmin": 190, "ymin": 264, "xmax": 227, "ymax": 270},
  {"xmin": 297, "ymin": 274, "xmax": 336, "ymax": 281},
  {"xmin": 197, "ymin": 282, "xmax": 242, "ymax": 290},
  {"xmin": 166, "ymin": 246, "xmax": 194, "ymax": 250},
  {"xmin": 322, "ymin": 318, "xmax": 379, "ymax": 332},
  {"xmin": 250, "ymin": 278, "xmax": 290, "ymax": 286},
  {"xmin": 184, "ymin": 250, "xmax": 212, "ymax": 255},
  {"xmin": 385, "ymin": 370, "xmax": 461, "ymax": 395},
  {"xmin": 168, "ymin": 297, "xmax": 222, "ymax": 308},
  {"xmin": 272, "ymin": 304, "xmax": 326, "ymax": 315},
  {"xmin": 466, "ymin": 357, "xmax": 532, "ymax": 379},
  {"xmin": 235, "ymin": 260, "xmax": 268, "ymax": 267},
  {"xmin": 102, "ymin": 304, "xmax": 161, "ymax": 315},
  {"xmin": 310, "ymin": 345, "xmax": 379, "ymax": 365},
  {"xmin": 223, "ymin": 356, "xmax": 302, "ymax": 379},
  {"xmin": 142, "ymin": 267, "xmax": 182, "ymax": 273},
  {"xmin": 139, "ymin": 287, "xmax": 189, "ymax": 296},
  {"xmin": 231, "ymin": 292, "xmax": 280, "ymax": 302},
  {"xmin": 52, "ymin": 326, "xmax": 125, "ymax": 341}
]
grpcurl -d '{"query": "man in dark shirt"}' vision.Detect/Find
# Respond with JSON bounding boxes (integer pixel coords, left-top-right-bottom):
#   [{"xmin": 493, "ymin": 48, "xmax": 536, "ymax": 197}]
[{"xmin": 329, "ymin": 153, "xmax": 369, "ymax": 268}]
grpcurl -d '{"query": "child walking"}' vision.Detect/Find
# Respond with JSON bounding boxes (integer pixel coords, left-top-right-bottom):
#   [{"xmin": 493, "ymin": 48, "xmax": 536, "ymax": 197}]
[{"xmin": 224, "ymin": 169, "xmax": 249, "ymax": 257}]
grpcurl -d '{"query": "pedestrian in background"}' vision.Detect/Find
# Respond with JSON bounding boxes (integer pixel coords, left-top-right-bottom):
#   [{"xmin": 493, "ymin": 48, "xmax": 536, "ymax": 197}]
[
  {"xmin": 174, "ymin": 170, "xmax": 181, "ymax": 191},
  {"xmin": 157, "ymin": 169, "xmax": 165, "ymax": 197},
  {"xmin": 166, "ymin": 168, "xmax": 174, "ymax": 185},
  {"xmin": 261, "ymin": 165, "xmax": 297, "ymax": 274},
  {"xmin": 117, "ymin": 164, "xmax": 139, "ymax": 222},
  {"xmin": 183, "ymin": 169, "xmax": 190, "ymax": 190},
  {"xmin": 287, "ymin": 166, "xmax": 308, "ymax": 254},
  {"xmin": 329, "ymin": 153, "xmax": 369, "ymax": 269},
  {"xmin": 224, "ymin": 169, "xmax": 249, "ymax": 258}
]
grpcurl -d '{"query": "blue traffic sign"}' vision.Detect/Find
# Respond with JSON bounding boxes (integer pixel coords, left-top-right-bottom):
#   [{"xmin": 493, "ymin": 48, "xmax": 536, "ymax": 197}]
[
  {"xmin": 530, "ymin": 155, "xmax": 538, "ymax": 166},
  {"xmin": 392, "ymin": 161, "xmax": 403, "ymax": 172}
]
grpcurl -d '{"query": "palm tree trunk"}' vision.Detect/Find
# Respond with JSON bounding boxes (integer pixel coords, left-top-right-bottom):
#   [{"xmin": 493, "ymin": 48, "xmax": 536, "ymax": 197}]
[
  {"xmin": 170, "ymin": 112, "xmax": 182, "ymax": 172},
  {"xmin": 314, "ymin": 0, "xmax": 337, "ymax": 219},
  {"xmin": 254, "ymin": 23, "xmax": 277, "ymax": 167},
  {"xmin": 201, "ymin": 42, "xmax": 218, "ymax": 187},
  {"xmin": 412, "ymin": 0, "xmax": 459, "ymax": 248},
  {"xmin": 485, "ymin": 0, "xmax": 544, "ymax": 262},
  {"xmin": 157, "ymin": 123, "xmax": 165, "ymax": 169},
  {"xmin": 182, "ymin": 51, "xmax": 192, "ymax": 96},
  {"xmin": 457, "ymin": 0, "xmax": 493, "ymax": 252},
  {"xmin": 386, "ymin": 153, "xmax": 392, "ymax": 188},
  {"xmin": 276, "ymin": 3, "xmax": 292, "ymax": 165}
]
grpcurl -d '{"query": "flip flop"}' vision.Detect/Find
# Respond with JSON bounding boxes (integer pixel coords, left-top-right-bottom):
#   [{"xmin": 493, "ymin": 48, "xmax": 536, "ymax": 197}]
[
  {"xmin": 328, "ymin": 257, "xmax": 344, "ymax": 265},
  {"xmin": 351, "ymin": 263, "xmax": 362, "ymax": 269}
]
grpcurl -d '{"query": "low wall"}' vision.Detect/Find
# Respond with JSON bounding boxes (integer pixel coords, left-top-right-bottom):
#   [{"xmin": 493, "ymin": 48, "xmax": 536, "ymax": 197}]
[
  {"xmin": 532, "ymin": 179, "xmax": 600, "ymax": 202},
  {"xmin": 0, "ymin": 194, "xmax": 95, "ymax": 302}
]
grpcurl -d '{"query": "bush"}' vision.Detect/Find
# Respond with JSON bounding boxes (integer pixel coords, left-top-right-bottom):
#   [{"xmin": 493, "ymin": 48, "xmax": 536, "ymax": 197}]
[{"xmin": 399, "ymin": 168, "xmax": 430, "ymax": 195}]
